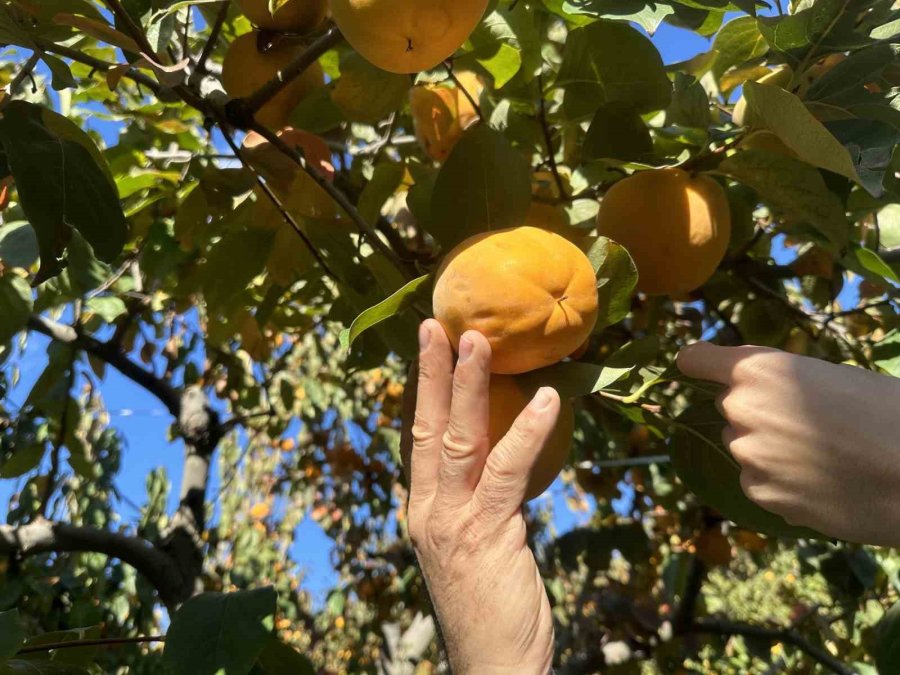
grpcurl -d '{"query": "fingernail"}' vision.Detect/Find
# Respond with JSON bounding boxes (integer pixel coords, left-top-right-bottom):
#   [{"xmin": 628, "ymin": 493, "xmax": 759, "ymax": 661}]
[
  {"xmin": 458, "ymin": 335, "xmax": 474, "ymax": 363},
  {"xmin": 529, "ymin": 387, "xmax": 554, "ymax": 412},
  {"xmin": 418, "ymin": 323, "xmax": 431, "ymax": 352}
]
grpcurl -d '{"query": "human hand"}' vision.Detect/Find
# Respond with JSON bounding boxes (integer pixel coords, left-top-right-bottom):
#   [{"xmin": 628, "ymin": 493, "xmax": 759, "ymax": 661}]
[
  {"xmin": 677, "ymin": 342, "xmax": 900, "ymax": 547},
  {"xmin": 400, "ymin": 319, "xmax": 556, "ymax": 674}
]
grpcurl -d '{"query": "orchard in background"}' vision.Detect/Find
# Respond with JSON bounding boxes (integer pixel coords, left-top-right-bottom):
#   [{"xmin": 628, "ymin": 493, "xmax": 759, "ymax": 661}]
[{"xmin": 0, "ymin": 0, "xmax": 900, "ymax": 672}]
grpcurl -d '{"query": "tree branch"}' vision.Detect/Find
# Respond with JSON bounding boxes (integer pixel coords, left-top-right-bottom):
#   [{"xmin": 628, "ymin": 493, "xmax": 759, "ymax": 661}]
[
  {"xmin": 686, "ymin": 618, "xmax": 853, "ymax": 675},
  {"xmin": 102, "ymin": 0, "xmax": 163, "ymax": 62},
  {"xmin": 33, "ymin": 39, "xmax": 165, "ymax": 96},
  {"xmin": 0, "ymin": 520, "xmax": 186, "ymax": 607},
  {"xmin": 537, "ymin": 69, "xmax": 568, "ymax": 202},
  {"xmin": 194, "ymin": 0, "xmax": 230, "ymax": 75},
  {"xmin": 27, "ymin": 315, "xmax": 180, "ymax": 417},
  {"xmin": 17, "ymin": 635, "xmax": 165, "ymax": 655}
]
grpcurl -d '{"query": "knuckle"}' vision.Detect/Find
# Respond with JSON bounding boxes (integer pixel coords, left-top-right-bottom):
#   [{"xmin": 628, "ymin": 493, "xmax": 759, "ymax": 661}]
[
  {"xmin": 733, "ymin": 354, "xmax": 768, "ymax": 383},
  {"xmin": 441, "ymin": 425, "xmax": 487, "ymax": 460},
  {"xmin": 484, "ymin": 450, "xmax": 522, "ymax": 490},
  {"xmin": 411, "ymin": 412, "xmax": 439, "ymax": 447},
  {"xmin": 729, "ymin": 439, "xmax": 761, "ymax": 473}
]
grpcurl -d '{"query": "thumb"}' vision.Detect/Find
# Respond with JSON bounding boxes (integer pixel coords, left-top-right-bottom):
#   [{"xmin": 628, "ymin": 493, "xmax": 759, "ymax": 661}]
[{"xmin": 474, "ymin": 387, "xmax": 560, "ymax": 518}]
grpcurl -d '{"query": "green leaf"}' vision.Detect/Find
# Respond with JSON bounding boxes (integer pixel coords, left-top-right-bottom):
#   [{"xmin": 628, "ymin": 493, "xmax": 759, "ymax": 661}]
[
  {"xmin": 1, "ymin": 661, "xmax": 90, "ymax": 674},
  {"xmin": 86, "ymin": 296, "xmax": 128, "ymax": 323},
  {"xmin": 40, "ymin": 54, "xmax": 77, "ymax": 91},
  {"xmin": 0, "ymin": 222, "xmax": 39, "ymax": 270},
  {"xmin": 163, "ymin": 588, "xmax": 277, "ymax": 675},
  {"xmin": 518, "ymin": 361, "xmax": 633, "ymax": 399},
  {"xmin": 0, "ymin": 609, "xmax": 25, "ymax": 660},
  {"xmin": 825, "ymin": 118, "xmax": 900, "ymax": 197},
  {"xmin": 805, "ymin": 44, "xmax": 898, "ymax": 104},
  {"xmin": 0, "ymin": 442, "xmax": 45, "ymax": 479},
  {"xmin": 464, "ymin": 6, "xmax": 540, "ymax": 88},
  {"xmin": 873, "ymin": 329, "xmax": 900, "ymax": 377},
  {"xmin": 0, "ymin": 275, "xmax": 33, "ymax": 343},
  {"xmin": 430, "ymin": 125, "xmax": 532, "ymax": 251},
  {"xmin": 875, "ymin": 601, "xmax": 900, "ymax": 672},
  {"xmin": 560, "ymin": 0, "xmax": 675, "ymax": 34},
  {"xmin": 358, "ymin": 163, "xmax": 405, "ymax": 225},
  {"xmin": 666, "ymin": 73, "xmax": 711, "ymax": 129},
  {"xmin": 255, "ymin": 637, "xmax": 315, "ymax": 675},
  {"xmin": 331, "ymin": 53, "xmax": 408, "ymax": 125},
  {"xmin": 742, "ymin": 82, "xmax": 861, "ymax": 185},
  {"xmin": 585, "ymin": 237, "xmax": 638, "ymax": 330},
  {"xmin": 670, "ymin": 400, "xmax": 822, "ymax": 538},
  {"xmin": 557, "ymin": 20, "xmax": 671, "ymax": 120},
  {"xmin": 718, "ymin": 149, "xmax": 849, "ymax": 247},
  {"xmin": 583, "ymin": 102, "xmax": 653, "ymax": 162},
  {"xmin": 845, "ymin": 245, "xmax": 900, "ymax": 284},
  {"xmin": 758, "ymin": 0, "xmax": 874, "ymax": 67},
  {"xmin": 711, "ymin": 16, "xmax": 769, "ymax": 81},
  {"xmin": 20, "ymin": 627, "xmax": 101, "ymax": 667},
  {"xmin": 340, "ymin": 274, "xmax": 429, "ymax": 351},
  {"xmin": 0, "ymin": 102, "xmax": 126, "ymax": 281}
]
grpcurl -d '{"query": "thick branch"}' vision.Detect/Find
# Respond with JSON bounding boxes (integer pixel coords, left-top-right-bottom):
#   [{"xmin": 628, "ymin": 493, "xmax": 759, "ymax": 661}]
[
  {"xmin": 235, "ymin": 25, "xmax": 344, "ymax": 122},
  {"xmin": 159, "ymin": 387, "xmax": 223, "ymax": 600},
  {"xmin": 686, "ymin": 618, "xmax": 853, "ymax": 675},
  {"xmin": 0, "ymin": 520, "xmax": 185, "ymax": 606},
  {"xmin": 27, "ymin": 315, "xmax": 180, "ymax": 416}
]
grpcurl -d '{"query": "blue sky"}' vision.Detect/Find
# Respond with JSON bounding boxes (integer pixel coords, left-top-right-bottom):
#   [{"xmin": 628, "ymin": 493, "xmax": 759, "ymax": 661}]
[{"xmin": 3, "ymin": 3, "xmax": 828, "ymax": 608}]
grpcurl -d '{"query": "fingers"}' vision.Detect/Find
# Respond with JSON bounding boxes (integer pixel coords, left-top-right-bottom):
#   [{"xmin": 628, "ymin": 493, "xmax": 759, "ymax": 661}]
[
  {"xmin": 475, "ymin": 387, "xmax": 560, "ymax": 518},
  {"xmin": 408, "ymin": 320, "xmax": 454, "ymax": 504},
  {"xmin": 676, "ymin": 342, "xmax": 742, "ymax": 384},
  {"xmin": 435, "ymin": 331, "xmax": 493, "ymax": 509}
]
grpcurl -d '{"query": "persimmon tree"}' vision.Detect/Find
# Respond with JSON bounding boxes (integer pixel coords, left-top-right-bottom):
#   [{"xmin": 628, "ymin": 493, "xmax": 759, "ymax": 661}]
[{"xmin": 0, "ymin": 0, "xmax": 900, "ymax": 672}]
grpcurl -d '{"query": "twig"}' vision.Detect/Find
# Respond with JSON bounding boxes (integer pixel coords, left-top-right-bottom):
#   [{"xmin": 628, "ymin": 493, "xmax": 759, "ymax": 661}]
[
  {"xmin": 27, "ymin": 315, "xmax": 181, "ymax": 416},
  {"xmin": 598, "ymin": 391, "xmax": 662, "ymax": 414},
  {"xmin": 237, "ymin": 25, "xmax": 344, "ymax": 122},
  {"xmin": 537, "ymin": 70, "xmax": 569, "ymax": 202},
  {"xmin": 7, "ymin": 51, "xmax": 42, "ymax": 99},
  {"xmin": 444, "ymin": 60, "xmax": 483, "ymax": 120},
  {"xmin": 34, "ymin": 39, "xmax": 163, "ymax": 95},
  {"xmin": 195, "ymin": 0, "xmax": 229, "ymax": 75},
  {"xmin": 248, "ymin": 122, "xmax": 410, "ymax": 278},
  {"xmin": 102, "ymin": 0, "xmax": 163, "ymax": 61},
  {"xmin": 17, "ymin": 635, "xmax": 166, "ymax": 655},
  {"xmin": 687, "ymin": 618, "xmax": 853, "ymax": 675},
  {"xmin": 216, "ymin": 121, "xmax": 339, "ymax": 280}
]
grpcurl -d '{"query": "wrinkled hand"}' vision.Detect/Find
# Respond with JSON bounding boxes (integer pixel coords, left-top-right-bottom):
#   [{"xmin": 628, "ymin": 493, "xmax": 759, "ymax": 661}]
[
  {"xmin": 401, "ymin": 320, "xmax": 556, "ymax": 674},
  {"xmin": 678, "ymin": 342, "xmax": 900, "ymax": 547}
]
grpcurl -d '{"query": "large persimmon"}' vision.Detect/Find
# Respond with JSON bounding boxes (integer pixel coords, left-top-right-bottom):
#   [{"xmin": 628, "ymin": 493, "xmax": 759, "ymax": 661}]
[
  {"xmin": 489, "ymin": 375, "xmax": 574, "ymax": 501},
  {"xmin": 433, "ymin": 226, "xmax": 599, "ymax": 375},
  {"xmin": 596, "ymin": 169, "xmax": 731, "ymax": 296},
  {"xmin": 222, "ymin": 32, "xmax": 325, "ymax": 129},
  {"xmin": 329, "ymin": 0, "xmax": 489, "ymax": 74},
  {"xmin": 236, "ymin": 0, "xmax": 327, "ymax": 32}
]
